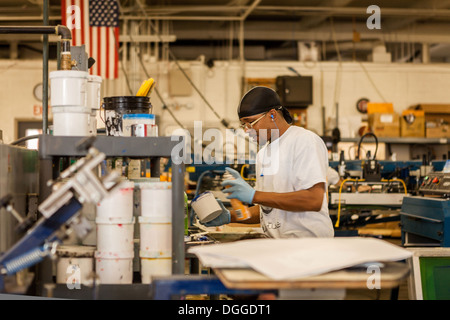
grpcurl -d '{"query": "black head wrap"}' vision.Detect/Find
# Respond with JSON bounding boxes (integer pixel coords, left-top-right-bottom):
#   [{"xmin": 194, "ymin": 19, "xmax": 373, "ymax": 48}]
[{"xmin": 237, "ymin": 86, "xmax": 293, "ymax": 124}]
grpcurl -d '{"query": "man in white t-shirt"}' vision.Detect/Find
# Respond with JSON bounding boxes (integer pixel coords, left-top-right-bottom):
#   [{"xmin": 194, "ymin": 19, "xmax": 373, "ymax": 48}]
[{"xmin": 204, "ymin": 86, "xmax": 334, "ymax": 239}]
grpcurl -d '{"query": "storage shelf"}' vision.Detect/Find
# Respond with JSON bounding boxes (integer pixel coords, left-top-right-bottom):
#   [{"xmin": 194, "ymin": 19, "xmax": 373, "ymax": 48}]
[
  {"xmin": 38, "ymin": 135, "xmax": 183, "ymax": 158},
  {"xmin": 340, "ymin": 137, "xmax": 449, "ymax": 145},
  {"xmin": 37, "ymin": 134, "xmax": 186, "ymax": 277}
]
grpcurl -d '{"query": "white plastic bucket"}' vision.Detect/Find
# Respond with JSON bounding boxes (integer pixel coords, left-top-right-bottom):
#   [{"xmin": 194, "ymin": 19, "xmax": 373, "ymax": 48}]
[
  {"xmin": 86, "ymin": 75, "xmax": 102, "ymax": 110},
  {"xmin": 50, "ymin": 70, "xmax": 88, "ymax": 106},
  {"xmin": 96, "ymin": 181, "xmax": 134, "ymax": 220},
  {"xmin": 95, "ymin": 251, "xmax": 133, "ymax": 284},
  {"xmin": 122, "ymin": 114, "xmax": 155, "ymax": 137},
  {"xmin": 52, "ymin": 106, "xmax": 91, "ymax": 136},
  {"xmin": 140, "ymin": 182, "xmax": 172, "ymax": 219},
  {"xmin": 96, "ymin": 217, "xmax": 135, "ymax": 252},
  {"xmin": 140, "ymin": 257, "xmax": 171, "ymax": 284},
  {"xmin": 191, "ymin": 191, "xmax": 222, "ymax": 223},
  {"xmin": 138, "ymin": 216, "xmax": 171, "ymax": 257},
  {"xmin": 56, "ymin": 245, "xmax": 96, "ymax": 285}
]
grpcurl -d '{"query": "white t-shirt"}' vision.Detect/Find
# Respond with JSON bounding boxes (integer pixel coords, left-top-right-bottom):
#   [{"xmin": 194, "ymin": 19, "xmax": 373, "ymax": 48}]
[{"xmin": 255, "ymin": 126, "xmax": 334, "ymax": 239}]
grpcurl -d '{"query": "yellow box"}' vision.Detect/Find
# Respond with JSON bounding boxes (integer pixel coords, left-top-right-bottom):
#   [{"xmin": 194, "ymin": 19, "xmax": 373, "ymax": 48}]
[
  {"xmin": 368, "ymin": 112, "xmax": 400, "ymax": 137},
  {"xmin": 401, "ymin": 110, "xmax": 425, "ymax": 137},
  {"xmin": 367, "ymin": 103, "xmax": 394, "ymax": 114}
]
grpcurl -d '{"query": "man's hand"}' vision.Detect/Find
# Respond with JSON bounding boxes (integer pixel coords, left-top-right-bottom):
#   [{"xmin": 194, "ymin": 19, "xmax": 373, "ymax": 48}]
[
  {"xmin": 201, "ymin": 199, "xmax": 231, "ymax": 227},
  {"xmin": 221, "ymin": 167, "xmax": 256, "ymax": 205}
]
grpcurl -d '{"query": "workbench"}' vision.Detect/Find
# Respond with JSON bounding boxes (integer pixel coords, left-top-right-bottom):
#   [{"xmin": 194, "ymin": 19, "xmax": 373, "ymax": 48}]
[{"xmin": 213, "ymin": 262, "xmax": 408, "ymax": 291}]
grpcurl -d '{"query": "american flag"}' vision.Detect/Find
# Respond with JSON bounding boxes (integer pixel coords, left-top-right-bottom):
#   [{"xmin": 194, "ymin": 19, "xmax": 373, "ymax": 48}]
[{"xmin": 61, "ymin": 0, "xmax": 120, "ymax": 79}]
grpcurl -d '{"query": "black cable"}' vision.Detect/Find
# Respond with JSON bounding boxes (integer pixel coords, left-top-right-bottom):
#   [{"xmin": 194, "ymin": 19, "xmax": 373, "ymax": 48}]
[
  {"xmin": 357, "ymin": 132, "xmax": 378, "ymax": 160},
  {"xmin": 135, "ymin": 48, "xmax": 186, "ymax": 130},
  {"xmin": 10, "ymin": 135, "xmax": 39, "ymax": 146},
  {"xmin": 134, "ymin": 0, "xmax": 230, "ymax": 129}
]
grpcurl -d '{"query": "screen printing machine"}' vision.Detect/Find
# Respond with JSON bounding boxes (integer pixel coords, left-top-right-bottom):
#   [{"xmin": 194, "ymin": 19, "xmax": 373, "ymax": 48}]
[{"xmin": 326, "ymin": 142, "xmax": 450, "ymax": 300}]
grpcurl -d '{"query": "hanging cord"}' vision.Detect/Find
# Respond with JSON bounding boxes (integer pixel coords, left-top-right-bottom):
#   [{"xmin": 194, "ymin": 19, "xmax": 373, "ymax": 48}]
[
  {"xmin": 111, "ymin": 27, "xmax": 133, "ymax": 95},
  {"xmin": 134, "ymin": 0, "xmax": 230, "ymax": 129},
  {"xmin": 358, "ymin": 62, "xmax": 387, "ymax": 102},
  {"xmin": 119, "ymin": 3, "xmax": 188, "ymax": 132},
  {"xmin": 357, "ymin": 132, "xmax": 378, "ymax": 160},
  {"xmin": 10, "ymin": 134, "xmax": 39, "ymax": 146},
  {"xmin": 135, "ymin": 47, "xmax": 187, "ymax": 130}
]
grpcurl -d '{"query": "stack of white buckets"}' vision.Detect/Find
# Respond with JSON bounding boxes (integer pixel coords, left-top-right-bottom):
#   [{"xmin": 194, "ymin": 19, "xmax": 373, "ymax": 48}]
[
  {"xmin": 95, "ymin": 180, "xmax": 173, "ymax": 284},
  {"xmin": 138, "ymin": 181, "xmax": 172, "ymax": 283},
  {"xmin": 50, "ymin": 70, "xmax": 173, "ymax": 284},
  {"xmin": 49, "ymin": 70, "xmax": 102, "ymax": 136},
  {"xmin": 96, "ymin": 180, "xmax": 135, "ymax": 284}
]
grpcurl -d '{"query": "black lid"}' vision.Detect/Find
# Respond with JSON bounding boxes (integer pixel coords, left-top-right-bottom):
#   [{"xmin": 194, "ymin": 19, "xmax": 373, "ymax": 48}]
[{"xmin": 103, "ymin": 96, "xmax": 151, "ymax": 111}]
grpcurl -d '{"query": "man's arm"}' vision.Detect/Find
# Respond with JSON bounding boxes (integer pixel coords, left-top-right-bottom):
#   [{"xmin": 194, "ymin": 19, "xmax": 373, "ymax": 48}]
[{"xmin": 252, "ymin": 182, "xmax": 325, "ymax": 212}]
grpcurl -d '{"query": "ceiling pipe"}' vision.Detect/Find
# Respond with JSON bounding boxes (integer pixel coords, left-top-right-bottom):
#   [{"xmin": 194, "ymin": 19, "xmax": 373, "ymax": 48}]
[{"xmin": 119, "ymin": 6, "xmax": 450, "ymax": 21}]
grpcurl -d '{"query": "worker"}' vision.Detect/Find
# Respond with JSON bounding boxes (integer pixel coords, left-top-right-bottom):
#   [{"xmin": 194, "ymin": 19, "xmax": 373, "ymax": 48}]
[{"xmin": 203, "ymin": 86, "xmax": 334, "ymax": 238}]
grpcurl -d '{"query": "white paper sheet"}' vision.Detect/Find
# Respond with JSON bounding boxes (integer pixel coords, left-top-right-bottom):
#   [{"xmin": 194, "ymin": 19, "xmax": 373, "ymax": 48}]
[{"xmin": 188, "ymin": 237, "xmax": 412, "ymax": 280}]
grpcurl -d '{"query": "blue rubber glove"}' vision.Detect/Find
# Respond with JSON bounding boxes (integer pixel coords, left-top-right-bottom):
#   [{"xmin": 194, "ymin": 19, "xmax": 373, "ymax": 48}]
[
  {"xmin": 202, "ymin": 199, "xmax": 230, "ymax": 227},
  {"xmin": 221, "ymin": 167, "xmax": 256, "ymax": 205}
]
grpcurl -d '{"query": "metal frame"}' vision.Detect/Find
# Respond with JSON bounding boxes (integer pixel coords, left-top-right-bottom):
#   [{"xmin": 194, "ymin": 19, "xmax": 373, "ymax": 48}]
[
  {"xmin": 37, "ymin": 134, "xmax": 186, "ymax": 293},
  {"xmin": 40, "ymin": 276, "xmax": 273, "ymax": 300},
  {"xmin": 406, "ymin": 247, "xmax": 450, "ymax": 300}
]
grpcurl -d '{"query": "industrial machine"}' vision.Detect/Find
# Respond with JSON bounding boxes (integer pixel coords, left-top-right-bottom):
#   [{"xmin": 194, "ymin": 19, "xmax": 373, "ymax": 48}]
[
  {"xmin": 327, "ymin": 131, "xmax": 450, "ymax": 235},
  {"xmin": 401, "ymin": 171, "xmax": 450, "ymax": 247},
  {"xmin": 329, "ymin": 132, "xmax": 409, "ymax": 231},
  {"xmin": 0, "ymin": 137, "xmax": 121, "ymax": 292}
]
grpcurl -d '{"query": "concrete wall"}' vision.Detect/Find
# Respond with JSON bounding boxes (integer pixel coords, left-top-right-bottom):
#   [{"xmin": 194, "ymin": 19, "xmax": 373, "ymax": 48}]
[{"xmin": 1, "ymin": 59, "xmax": 450, "ymax": 150}]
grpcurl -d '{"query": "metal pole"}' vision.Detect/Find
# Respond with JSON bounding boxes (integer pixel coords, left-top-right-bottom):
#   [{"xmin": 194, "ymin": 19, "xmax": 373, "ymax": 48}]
[
  {"xmin": 0, "ymin": 26, "xmax": 56, "ymax": 34},
  {"xmin": 43, "ymin": 0, "xmax": 49, "ymax": 134},
  {"xmin": 171, "ymin": 161, "xmax": 185, "ymax": 275},
  {"xmin": 37, "ymin": 150, "xmax": 53, "ymax": 294}
]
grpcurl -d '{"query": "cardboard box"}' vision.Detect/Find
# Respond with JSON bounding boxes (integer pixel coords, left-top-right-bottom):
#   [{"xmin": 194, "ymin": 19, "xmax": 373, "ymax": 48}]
[
  {"xmin": 409, "ymin": 104, "xmax": 449, "ymax": 138},
  {"xmin": 426, "ymin": 124, "xmax": 450, "ymax": 138},
  {"xmin": 367, "ymin": 103, "xmax": 394, "ymax": 114},
  {"xmin": 411, "ymin": 104, "xmax": 450, "ymax": 114},
  {"xmin": 401, "ymin": 109, "xmax": 425, "ymax": 137},
  {"xmin": 411, "ymin": 103, "xmax": 450, "ymax": 125},
  {"xmin": 368, "ymin": 112, "xmax": 400, "ymax": 137}
]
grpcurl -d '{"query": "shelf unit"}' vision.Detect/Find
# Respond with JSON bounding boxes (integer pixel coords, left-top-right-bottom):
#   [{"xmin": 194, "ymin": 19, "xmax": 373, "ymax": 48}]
[
  {"xmin": 340, "ymin": 137, "xmax": 449, "ymax": 145},
  {"xmin": 339, "ymin": 137, "xmax": 450, "ymax": 161},
  {"xmin": 37, "ymin": 134, "xmax": 186, "ymax": 291}
]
